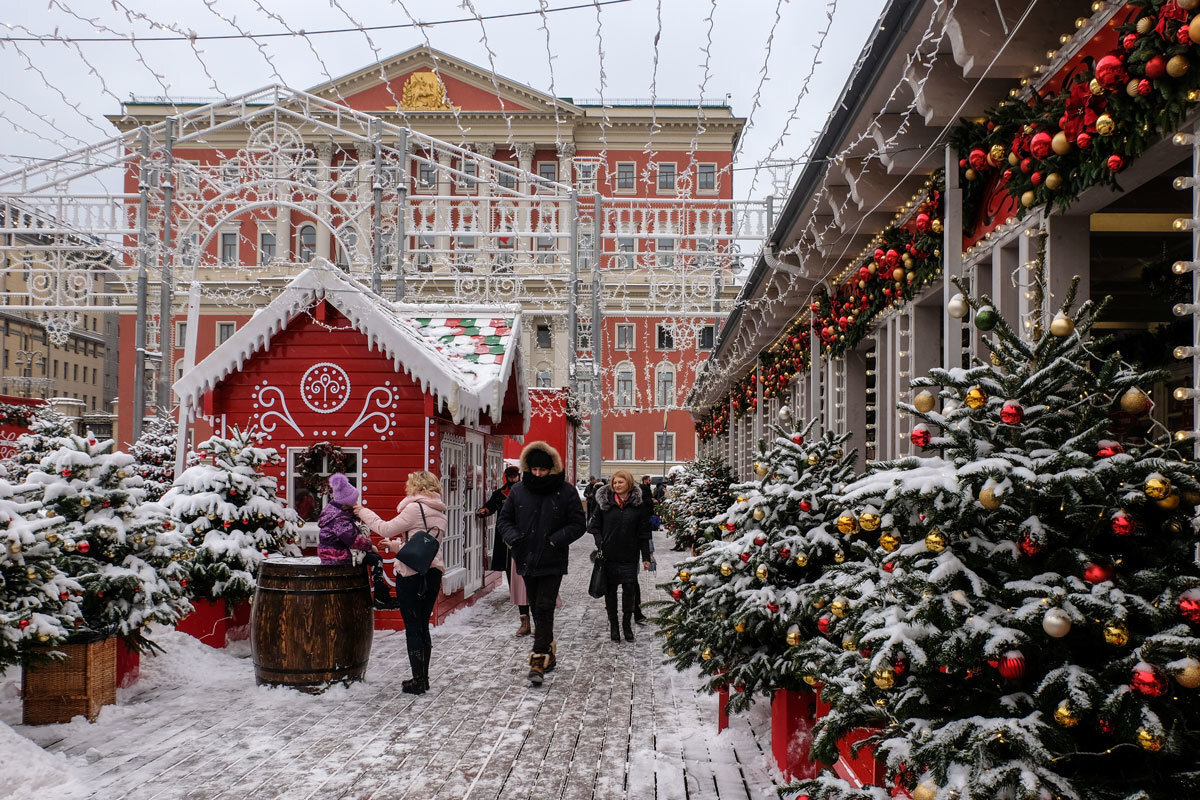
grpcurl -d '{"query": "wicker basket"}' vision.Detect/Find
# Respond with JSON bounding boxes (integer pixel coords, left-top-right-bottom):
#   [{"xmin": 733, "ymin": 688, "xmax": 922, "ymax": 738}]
[{"xmin": 22, "ymin": 636, "xmax": 117, "ymax": 725}]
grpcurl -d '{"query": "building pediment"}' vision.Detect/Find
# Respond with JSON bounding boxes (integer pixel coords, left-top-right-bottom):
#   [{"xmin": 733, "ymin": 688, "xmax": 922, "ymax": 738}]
[{"xmin": 310, "ymin": 45, "xmax": 582, "ymax": 117}]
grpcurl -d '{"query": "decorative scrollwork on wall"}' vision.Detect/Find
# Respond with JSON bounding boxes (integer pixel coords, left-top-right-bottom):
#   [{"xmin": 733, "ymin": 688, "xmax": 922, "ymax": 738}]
[
  {"xmin": 252, "ymin": 381, "xmax": 304, "ymax": 437},
  {"xmin": 345, "ymin": 383, "xmax": 401, "ymax": 439},
  {"xmin": 300, "ymin": 362, "xmax": 352, "ymax": 414}
]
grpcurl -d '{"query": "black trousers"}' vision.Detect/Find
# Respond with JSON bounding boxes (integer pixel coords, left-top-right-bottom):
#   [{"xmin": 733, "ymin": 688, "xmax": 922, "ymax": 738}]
[
  {"xmin": 396, "ymin": 569, "xmax": 442, "ymax": 651},
  {"xmin": 523, "ymin": 573, "xmax": 563, "ymax": 654}
]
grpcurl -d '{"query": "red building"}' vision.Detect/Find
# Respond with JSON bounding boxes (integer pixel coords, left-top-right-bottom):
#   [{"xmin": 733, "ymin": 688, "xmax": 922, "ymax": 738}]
[{"xmin": 173, "ymin": 266, "xmax": 529, "ymax": 626}]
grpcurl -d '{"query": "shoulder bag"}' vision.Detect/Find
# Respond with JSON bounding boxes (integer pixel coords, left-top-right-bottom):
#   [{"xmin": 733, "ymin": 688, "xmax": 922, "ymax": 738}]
[
  {"xmin": 394, "ymin": 502, "xmax": 441, "ymax": 575},
  {"xmin": 587, "ymin": 514, "xmax": 608, "ymax": 600}
]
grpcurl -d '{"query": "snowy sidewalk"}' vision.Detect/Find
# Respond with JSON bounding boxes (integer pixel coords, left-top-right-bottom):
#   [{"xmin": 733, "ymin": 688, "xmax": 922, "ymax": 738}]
[{"xmin": 1, "ymin": 530, "xmax": 784, "ymax": 800}]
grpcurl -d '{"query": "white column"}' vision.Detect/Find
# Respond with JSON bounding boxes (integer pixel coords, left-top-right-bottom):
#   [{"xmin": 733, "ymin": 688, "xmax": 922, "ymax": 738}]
[
  {"xmin": 315, "ymin": 142, "xmax": 333, "ymax": 261},
  {"xmin": 475, "ymin": 142, "xmax": 496, "ymax": 263},
  {"xmin": 943, "ymin": 145, "xmax": 964, "ymax": 370},
  {"xmin": 1044, "ymin": 215, "xmax": 1090, "ymax": 326},
  {"xmin": 515, "ymin": 142, "xmax": 536, "ymax": 258}
]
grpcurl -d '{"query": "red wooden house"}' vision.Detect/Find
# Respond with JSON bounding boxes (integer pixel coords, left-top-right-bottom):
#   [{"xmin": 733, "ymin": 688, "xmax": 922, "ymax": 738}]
[{"xmin": 173, "ymin": 265, "xmax": 529, "ymax": 627}]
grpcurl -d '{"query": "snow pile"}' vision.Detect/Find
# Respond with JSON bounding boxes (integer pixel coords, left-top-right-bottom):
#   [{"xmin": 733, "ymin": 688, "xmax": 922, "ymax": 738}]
[{"xmin": 0, "ymin": 718, "xmax": 89, "ymax": 800}]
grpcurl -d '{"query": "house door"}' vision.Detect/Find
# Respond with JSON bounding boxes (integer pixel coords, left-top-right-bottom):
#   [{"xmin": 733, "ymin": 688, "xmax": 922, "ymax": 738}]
[
  {"xmin": 439, "ymin": 434, "xmax": 466, "ymax": 591},
  {"xmin": 463, "ymin": 432, "xmax": 486, "ymax": 596}
]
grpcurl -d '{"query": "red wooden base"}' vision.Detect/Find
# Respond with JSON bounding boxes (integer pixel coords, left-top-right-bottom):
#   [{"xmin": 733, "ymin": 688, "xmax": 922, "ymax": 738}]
[
  {"xmin": 116, "ymin": 638, "xmax": 140, "ymax": 689},
  {"xmin": 175, "ymin": 597, "xmax": 228, "ymax": 648},
  {"xmin": 227, "ymin": 601, "xmax": 252, "ymax": 642},
  {"xmin": 717, "ymin": 686, "xmax": 730, "ymax": 732},
  {"xmin": 771, "ymin": 688, "xmax": 823, "ymax": 781}
]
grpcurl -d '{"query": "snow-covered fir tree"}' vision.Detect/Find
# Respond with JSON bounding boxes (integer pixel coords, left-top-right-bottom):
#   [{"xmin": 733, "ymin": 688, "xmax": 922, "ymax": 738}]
[
  {"xmin": 21, "ymin": 432, "xmax": 192, "ymax": 652},
  {"xmin": 659, "ymin": 455, "xmax": 735, "ymax": 550},
  {"xmin": 160, "ymin": 428, "xmax": 301, "ymax": 606},
  {"xmin": 660, "ymin": 424, "xmax": 866, "ymax": 713},
  {"xmin": 130, "ymin": 411, "xmax": 176, "ymax": 502},
  {"xmin": 0, "ymin": 479, "xmax": 82, "ymax": 669},
  {"xmin": 9, "ymin": 406, "xmax": 72, "ymax": 483},
  {"xmin": 796, "ymin": 280, "xmax": 1200, "ymax": 800}
]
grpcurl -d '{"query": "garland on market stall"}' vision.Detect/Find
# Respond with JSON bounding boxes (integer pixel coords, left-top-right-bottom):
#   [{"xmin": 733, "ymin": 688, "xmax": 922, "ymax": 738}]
[
  {"xmin": 0, "ymin": 404, "xmax": 38, "ymax": 428},
  {"xmin": 298, "ymin": 441, "xmax": 350, "ymax": 498},
  {"xmin": 952, "ymin": 0, "xmax": 1200, "ymax": 225}
]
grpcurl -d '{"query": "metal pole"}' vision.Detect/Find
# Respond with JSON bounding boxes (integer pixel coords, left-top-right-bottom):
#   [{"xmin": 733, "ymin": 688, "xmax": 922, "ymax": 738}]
[
  {"xmin": 157, "ymin": 117, "xmax": 176, "ymax": 412},
  {"xmin": 394, "ymin": 129, "xmax": 409, "ymax": 301},
  {"xmin": 133, "ymin": 128, "xmax": 151, "ymax": 440},
  {"xmin": 589, "ymin": 194, "xmax": 603, "ymax": 474},
  {"xmin": 1192, "ymin": 121, "xmax": 1199, "ymax": 459},
  {"xmin": 567, "ymin": 190, "xmax": 579, "ymax": 393},
  {"xmin": 370, "ymin": 118, "xmax": 384, "ymax": 295},
  {"xmin": 943, "ymin": 144, "xmax": 964, "ymax": 371}
]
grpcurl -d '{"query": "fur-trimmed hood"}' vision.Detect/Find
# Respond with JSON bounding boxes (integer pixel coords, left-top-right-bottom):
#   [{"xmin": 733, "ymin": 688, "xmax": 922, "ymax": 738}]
[
  {"xmin": 518, "ymin": 440, "xmax": 564, "ymax": 474},
  {"xmin": 593, "ymin": 483, "xmax": 645, "ymax": 511}
]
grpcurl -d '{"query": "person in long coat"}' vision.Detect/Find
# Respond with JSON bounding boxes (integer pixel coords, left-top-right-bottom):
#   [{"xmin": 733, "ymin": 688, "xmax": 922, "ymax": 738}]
[
  {"xmin": 476, "ymin": 465, "xmax": 531, "ymax": 635},
  {"xmin": 497, "ymin": 440, "xmax": 586, "ymax": 685},
  {"xmin": 587, "ymin": 469, "xmax": 652, "ymax": 642}
]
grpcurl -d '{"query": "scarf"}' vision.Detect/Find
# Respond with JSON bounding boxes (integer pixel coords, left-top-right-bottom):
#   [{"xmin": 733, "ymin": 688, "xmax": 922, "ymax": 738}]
[{"xmin": 522, "ymin": 471, "xmax": 565, "ymax": 495}]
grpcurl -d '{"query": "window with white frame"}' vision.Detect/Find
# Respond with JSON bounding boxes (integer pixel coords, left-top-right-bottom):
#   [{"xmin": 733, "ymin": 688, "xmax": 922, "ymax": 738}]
[
  {"xmin": 216, "ymin": 322, "xmax": 236, "ymax": 345},
  {"xmin": 698, "ymin": 324, "xmax": 716, "ymax": 351},
  {"xmin": 615, "ymin": 162, "xmax": 636, "ymax": 192},
  {"xmin": 614, "ymin": 433, "xmax": 634, "ymax": 461},
  {"xmin": 175, "ymin": 321, "xmax": 187, "ymax": 349},
  {"xmin": 579, "ymin": 230, "xmax": 594, "ymax": 270},
  {"xmin": 258, "ymin": 231, "xmax": 276, "ymax": 265},
  {"xmin": 615, "ymin": 367, "xmax": 635, "ymax": 407},
  {"xmin": 219, "ymin": 231, "xmax": 239, "ymax": 266},
  {"xmin": 536, "ymin": 234, "xmax": 556, "ymax": 264},
  {"xmin": 615, "ymin": 323, "xmax": 635, "ymax": 350},
  {"xmin": 655, "ymin": 365, "xmax": 675, "ymax": 408},
  {"xmin": 536, "ymin": 324, "xmax": 552, "ymax": 349},
  {"xmin": 417, "ymin": 159, "xmax": 437, "ymax": 192},
  {"xmin": 536, "ymin": 369, "xmax": 553, "ymax": 388},
  {"xmin": 655, "ymin": 431, "xmax": 675, "ymax": 462},
  {"xmin": 287, "ymin": 447, "xmax": 362, "ymax": 526},
  {"xmin": 298, "ymin": 224, "xmax": 316, "ymax": 261},
  {"xmin": 616, "ymin": 237, "xmax": 636, "ymax": 269},
  {"xmin": 656, "ymin": 162, "xmax": 677, "ymax": 192},
  {"xmin": 537, "ymin": 162, "xmax": 558, "ymax": 186},
  {"xmin": 575, "ymin": 161, "xmax": 597, "ymax": 193},
  {"xmin": 656, "ymin": 236, "xmax": 675, "ymax": 267},
  {"xmin": 455, "ymin": 160, "xmax": 479, "ymax": 193},
  {"xmin": 698, "ymin": 162, "xmax": 718, "ymax": 192},
  {"xmin": 656, "ymin": 323, "xmax": 675, "ymax": 351},
  {"xmin": 497, "ymin": 163, "xmax": 518, "ymax": 190}
]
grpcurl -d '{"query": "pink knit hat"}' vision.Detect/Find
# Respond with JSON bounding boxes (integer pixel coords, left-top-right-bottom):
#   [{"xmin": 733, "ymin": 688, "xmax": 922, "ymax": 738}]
[{"xmin": 329, "ymin": 473, "xmax": 358, "ymax": 506}]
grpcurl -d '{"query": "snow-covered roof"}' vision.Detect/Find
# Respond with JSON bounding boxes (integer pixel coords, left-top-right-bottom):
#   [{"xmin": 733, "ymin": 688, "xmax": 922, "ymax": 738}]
[{"xmin": 174, "ymin": 265, "xmax": 528, "ymax": 429}]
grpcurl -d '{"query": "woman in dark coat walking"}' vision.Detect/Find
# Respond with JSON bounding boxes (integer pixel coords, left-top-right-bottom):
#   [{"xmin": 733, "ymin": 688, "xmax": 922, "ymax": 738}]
[
  {"xmin": 497, "ymin": 441, "xmax": 586, "ymax": 685},
  {"xmin": 587, "ymin": 469, "xmax": 652, "ymax": 643}
]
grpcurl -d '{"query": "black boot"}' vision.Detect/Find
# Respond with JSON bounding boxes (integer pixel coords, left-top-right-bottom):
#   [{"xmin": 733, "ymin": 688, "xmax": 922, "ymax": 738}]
[
  {"xmin": 606, "ymin": 592, "xmax": 620, "ymax": 642},
  {"xmin": 402, "ymin": 648, "xmax": 428, "ymax": 694},
  {"xmin": 423, "ymin": 643, "xmax": 433, "ymax": 687},
  {"xmin": 623, "ymin": 613, "xmax": 635, "ymax": 642},
  {"xmin": 372, "ymin": 566, "xmax": 399, "ymax": 610}
]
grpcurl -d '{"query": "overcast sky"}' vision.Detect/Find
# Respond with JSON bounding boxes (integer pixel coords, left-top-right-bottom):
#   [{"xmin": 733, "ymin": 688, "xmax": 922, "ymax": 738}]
[{"xmin": 0, "ymin": 0, "xmax": 888, "ymax": 201}]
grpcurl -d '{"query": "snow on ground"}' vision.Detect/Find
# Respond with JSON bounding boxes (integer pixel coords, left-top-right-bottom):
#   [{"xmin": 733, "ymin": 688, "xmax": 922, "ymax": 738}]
[{"xmin": 0, "ymin": 531, "xmax": 783, "ymax": 799}]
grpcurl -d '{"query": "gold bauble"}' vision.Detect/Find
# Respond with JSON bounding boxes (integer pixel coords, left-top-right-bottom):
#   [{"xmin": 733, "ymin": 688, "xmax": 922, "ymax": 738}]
[
  {"xmin": 1095, "ymin": 113, "xmax": 1115, "ymax": 136},
  {"xmin": 842, "ymin": 637, "xmax": 857, "ymax": 652},
  {"xmin": 872, "ymin": 668, "xmax": 896, "ymax": 690},
  {"xmin": 1089, "ymin": 78, "xmax": 1104, "ymax": 95},
  {"xmin": 807, "ymin": 453, "xmax": 820, "ymax": 466},
  {"xmin": 755, "ymin": 564, "xmax": 769, "ymax": 581},
  {"xmin": 1158, "ymin": 493, "xmax": 1181, "ymax": 511},
  {"xmin": 1054, "ymin": 704, "xmax": 1079, "ymax": 727},
  {"xmin": 879, "ymin": 531, "xmax": 900, "ymax": 552},
  {"xmin": 1191, "ymin": 15, "xmax": 1200, "ymax": 44},
  {"xmin": 831, "ymin": 598, "xmax": 848, "ymax": 618},
  {"xmin": 964, "ymin": 168, "xmax": 978, "ymax": 182},
  {"xmin": 786, "ymin": 627, "xmax": 802, "ymax": 647},
  {"xmin": 979, "ymin": 487, "xmax": 1001, "ymax": 509},
  {"xmin": 701, "ymin": 647, "xmax": 713, "ymax": 661},
  {"xmin": 1168, "ymin": 54, "xmax": 1190, "ymax": 79},
  {"xmin": 1103, "ymin": 620, "xmax": 1130, "ymax": 647},
  {"xmin": 892, "ymin": 267, "xmax": 906, "ymax": 282},
  {"xmin": 912, "ymin": 783, "xmax": 937, "ymax": 800},
  {"xmin": 26, "ymin": 567, "xmax": 38, "ymax": 579},
  {"xmin": 1044, "ymin": 172, "xmax": 1063, "ymax": 191},
  {"xmin": 1174, "ymin": 658, "xmax": 1200, "ymax": 688},
  {"xmin": 913, "ymin": 390, "xmax": 936, "ymax": 413},
  {"xmin": 833, "ymin": 550, "xmax": 845, "ymax": 564},
  {"xmin": 987, "ymin": 144, "xmax": 1006, "ymax": 166},
  {"xmin": 925, "ymin": 530, "xmax": 947, "ymax": 553},
  {"xmin": 734, "ymin": 621, "xmax": 747, "ymax": 634},
  {"xmin": 858, "ymin": 512, "xmax": 881, "ymax": 532},
  {"xmin": 1126, "ymin": 78, "xmax": 1142, "ymax": 98},
  {"xmin": 1137, "ymin": 728, "xmax": 1164, "ymax": 751},
  {"xmin": 802, "ymin": 674, "xmax": 818, "ymax": 686},
  {"xmin": 678, "ymin": 570, "xmax": 691, "ymax": 582},
  {"xmin": 931, "ymin": 218, "xmax": 943, "ymax": 234},
  {"xmin": 1136, "ymin": 16, "xmax": 1153, "ymax": 35},
  {"xmin": 7, "ymin": 542, "xmax": 20, "ymax": 554},
  {"xmin": 989, "ymin": 351, "xmax": 1002, "ymax": 366},
  {"xmin": 80, "ymin": 497, "xmax": 91, "ymax": 508},
  {"xmin": 837, "ymin": 514, "xmax": 859, "ymax": 535},
  {"xmin": 755, "ymin": 462, "xmax": 769, "ymax": 477},
  {"xmin": 720, "ymin": 563, "xmax": 733, "ymax": 577},
  {"xmin": 1051, "ymin": 131, "xmax": 1072, "ymax": 156},
  {"xmin": 965, "ymin": 386, "xmax": 988, "ymax": 410},
  {"xmin": 46, "ymin": 533, "xmax": 58, "ymax": 544},
  {"xmin": 1120, "ymin": 388, "xmax": 1151, "ymax": 415},
  {"xmin": 794, "ymin": 553, "xmax": 809, "ymax": 567},
  {"xmin": 1021, "ymin": 190, "xmax": 1037, "ymax": 208},
  {"xmin": 753, "ymin": 508, "xmax": 765, "ymax": 521},
  {"xmin": 1049, "ymin": 313, "xmax": 1074, "ymax": 337},
  {"xmin": 1144, "ymin": 473, "xmax": 1171, "ymax": 500},
  {"xmin": 37, "ymin": 632, "xmax": 50, "ymax": 642},
  {"xmin": 737, "ymin": 496, "xmax": 746, "ymax": 503},
  {"xmin": 1008, "ymin": 152, "xmax": 1020, "ymax": 166}
]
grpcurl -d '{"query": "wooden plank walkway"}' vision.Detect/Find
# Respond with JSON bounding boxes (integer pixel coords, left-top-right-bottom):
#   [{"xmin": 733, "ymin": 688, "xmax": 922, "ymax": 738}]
[{"xmin": 3, "ymin": 531, "xmax": 783, "ymax": 799}]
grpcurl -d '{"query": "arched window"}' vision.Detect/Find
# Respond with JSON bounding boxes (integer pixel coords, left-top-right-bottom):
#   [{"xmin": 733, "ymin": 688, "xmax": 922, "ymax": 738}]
[
  {"xmin": 655, "ymin": 364, "xmax": 676, "ymax": 408},
  {"xmin": 615, "ymin": 362, "xmax": 635, "ymax": 408},
  {"xmin": 535, "ymin": 369, "xmax": 553, "ymax": 388},
  {"xmin": 298, "ymin": 224, "xmax": 316, "ymax": 261}
]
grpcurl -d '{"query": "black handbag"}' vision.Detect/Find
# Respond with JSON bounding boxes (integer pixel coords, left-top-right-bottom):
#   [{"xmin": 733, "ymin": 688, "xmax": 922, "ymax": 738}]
[
  {"xmin": 587, "ymin": 551, "xmax": 607, "ymax": 599},
  {"xmin": 394, "ymin": 503, "xmax": 441, "ymax": 576}
]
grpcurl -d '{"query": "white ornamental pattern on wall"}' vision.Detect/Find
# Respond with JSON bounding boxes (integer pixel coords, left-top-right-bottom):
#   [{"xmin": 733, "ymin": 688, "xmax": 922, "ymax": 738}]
[{"xmin": 248, "ymin": 369, "xmax": 401, "ymax": 443}]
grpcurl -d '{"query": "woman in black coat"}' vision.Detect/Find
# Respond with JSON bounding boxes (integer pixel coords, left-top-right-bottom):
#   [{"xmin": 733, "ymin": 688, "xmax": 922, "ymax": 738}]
[{"xmin": 586, "ymin": 469, "xmax": 652, "ymax": 642}]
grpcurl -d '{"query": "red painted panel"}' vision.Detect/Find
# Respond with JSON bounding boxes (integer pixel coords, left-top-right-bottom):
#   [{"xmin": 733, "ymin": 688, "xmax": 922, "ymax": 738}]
[{"xmin": 771, "ymin": 688, "xmax": 823, "ymax": 781}]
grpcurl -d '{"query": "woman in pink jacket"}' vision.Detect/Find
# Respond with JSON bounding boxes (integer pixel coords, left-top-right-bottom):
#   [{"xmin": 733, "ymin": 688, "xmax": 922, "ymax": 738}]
[{"xmin": 354, "ymin": 470, "xmax": 447, "ymax": 695}]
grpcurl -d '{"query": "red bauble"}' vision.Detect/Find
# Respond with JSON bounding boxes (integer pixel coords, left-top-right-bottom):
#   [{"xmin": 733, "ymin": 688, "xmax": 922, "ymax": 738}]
[
  {"xmin": 671, "ymin": 588, "xmax": 682, "ymax": 600},
  {"xmin": 1018, "ymin": 534, "xmax": 1040, "ymax": 558},
  {"xmin": 62, "ymin": 470, "xmax": 72, "ymax": 478},
  {"xmin": 1122, "ymin": 33, "xmax": 1138, "ymax": 51},
  {"xmin": 882, "ymin": 562, "xmax": 895, "ymax": 573},
  {"xmin": 1031, "ymin": 171, "xmax": 1044, "ymax": 186},
  {"xmin": 893, "ymin": 659, "xmax": 907, "ymax": 675},
  {"xmin": 1098, "ymin": 718, "xmax": 1115, "ymax": 735},
  {"xmin": 1145, "ymin": 55, "xmax": 1167, "ymax": 80},
  {"xmin": 18, "ymin": 619, "xmax": 29, "ymax": 630},
  {"xmin": 725, "ymin": 522, "xmax": 736, "ymax": 532},
  {"xmin": 968, "ymin": 149, "xmax": 988, "ymax": 170},
  {"xmin": 1180, "ymin": 590, "xmax": 1200, "ymax": 623},
  {"xmin": 1096, "ymin": 54, "xmax": 1126, "ymax": 86},
  {"xmin": 1096, "ymin": 440, "xmax": 1125, "ymax": 459},
  {"xmin": 1000, "ymin": 401, "xmax": 1024, "ymax": 425},
  {"xmin": 224, "ymin": 521, "xmax": 232, "ymax": 528},
  {"xmin": 874, "ymin": 248, "xmax": 885, "ymax": 262},
  {"xmin": 1030, "ymin": 131, "xmax": 1054, "ymax": 159},
  {"xmin": 180, "ymin": 579, "xmax": 188, "ymax": 588},
  {"xmin": 1111, "ymin": 512, "xmax": 1136, "ymax": 537},
  {"xmin": 1138, "ymin": 78, "xmax": 1152, "ymax": 96},
  {"xmin": 766, "ymin": 602, "xmax": 779, "ymax": 614},
  {"xmin": 1130, "ymin": 663, "xmax": 1168, "ymax": 697},
  {"xmin": 1180, "ymin": 24, "xmax": 1193, "ymax": 45},
  {"xmin": 1107, "ymin": 154, "xmax": 1125, "ymax": 172},
  {"xmin": 885, "ymin": 249, "xmax": 900, "ymax": 267},
  {"xmin": 77, "ymin": 541, "xmax": 90, "ymax": 554},
  {"xmin": 1020, "ymin": 157, "xmax": 1033, "ymax": 174},
  {"xmin": 799, "ymin": 500, "xmax": 812, "ymax": 512},
  {"xmin": 778, "ymin": 547, "xmax": 791, "ymax": 559},
  {"xmin": 1076, "ymin": 132, "xmax": 1091, "ymax": 149},
  {"xmin": 817, "ymin": 615, "xmax": 832, "ymax": 634},
  {"xmin": 1084, "ymin": 562, "xmax": 1114, "ymax": 584},
  {"xmin": 858, "ymin": 266, "xmax": 871, "ymax": 281},
  {"xmin": 910, "ymin": 425, "xmax": 931, "ymax": 448},
  {"xmin": 753, "ymin": 534, "xmax": 767, "ymax": 546},
  {"xmin": 915, "ymin": 212, "xmax": 931, "ymax": 232},
  {"xmin": 998, "ymin": 650, "xmax": 1026, "ymax": 680},
  {"xmin": 739, "ymin": 552, "xmax": 751, "ymax": 563},
  {"xmin": 59, "ymin": 592, "xmax": 68, "ymax": 601}
]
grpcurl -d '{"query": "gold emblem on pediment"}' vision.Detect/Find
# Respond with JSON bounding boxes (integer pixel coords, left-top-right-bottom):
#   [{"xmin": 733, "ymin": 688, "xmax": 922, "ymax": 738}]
[{"xmin": 395, "ymin": 71, "xmax": 454, "ymax": 111}]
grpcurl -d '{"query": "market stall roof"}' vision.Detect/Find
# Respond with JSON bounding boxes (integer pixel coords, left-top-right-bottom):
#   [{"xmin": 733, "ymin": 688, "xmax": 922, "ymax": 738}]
[{"xmin": 174, "ymin": 265, "xmax": 529, "ymax": 429}]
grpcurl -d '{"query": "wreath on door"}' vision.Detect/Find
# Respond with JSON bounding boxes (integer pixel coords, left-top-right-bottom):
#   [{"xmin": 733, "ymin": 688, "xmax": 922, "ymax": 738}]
[{"xmin": 298, "ymin": 441, "xmax": 351, "ymax": 497}]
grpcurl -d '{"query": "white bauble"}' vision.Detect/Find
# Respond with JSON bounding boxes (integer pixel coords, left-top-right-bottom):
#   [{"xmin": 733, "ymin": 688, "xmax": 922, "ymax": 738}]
[
  {"xmin": 947, "ymin": 293, "xmax": 969, "ymax": 319},
  {"xmin": 1042, "ymin": 607, "xmax": 1072, "ymax": 638}
]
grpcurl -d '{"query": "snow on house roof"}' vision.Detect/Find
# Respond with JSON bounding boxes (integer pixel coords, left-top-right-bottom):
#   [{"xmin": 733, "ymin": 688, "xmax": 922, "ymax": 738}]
[{"xmin": 173, "ymin": 265, "xmax": 528, "ymax": 429}]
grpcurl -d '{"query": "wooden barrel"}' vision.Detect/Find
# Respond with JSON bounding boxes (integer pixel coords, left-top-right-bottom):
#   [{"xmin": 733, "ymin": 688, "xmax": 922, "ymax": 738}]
[{"xmin": 251, "ymin": 558, "xmax": 373, "ymax": 691}]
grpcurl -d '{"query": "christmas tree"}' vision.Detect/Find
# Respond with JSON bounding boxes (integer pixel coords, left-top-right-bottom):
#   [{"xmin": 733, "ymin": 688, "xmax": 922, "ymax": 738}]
[
  {"xmin": 9, "ymin": 406, "xmax": 72, "ymax": 483},
  {"xmin": 130, "ymin": 410, "xmax": 176, "ymax": 502},
  {"xmin": 659, "ymin": 454, "xmax": 735, "ymax": 550},
  {"xmin": 160, "ymin": 428, "xmax": 301, "ymax": 606},
  {"xmin": 20, "ymin": 432, "xmax": 192, "ymax": 652},
  {"xmin": 0, "ymin": 479, "xmax": 82, "ymax": 669},
  {"xmin": 659, "ymin": 423, "xmax": 866, "ymax": 713},
  {"xmin": 795, "ymin": 279, "xmax": 1200, "ymax": 800}
]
